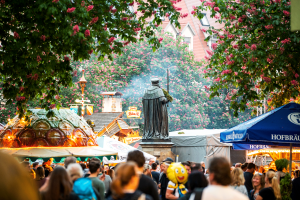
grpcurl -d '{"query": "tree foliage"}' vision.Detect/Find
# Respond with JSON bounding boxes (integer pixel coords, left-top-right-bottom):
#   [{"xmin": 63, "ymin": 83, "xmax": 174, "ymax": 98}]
[
  {"xmin": 0, "ymin": 0, "xmax": 181, "ymax": 117},
  {"xmin": 193, "ymin": 0, "xmax": 300, "ymax": 116}
]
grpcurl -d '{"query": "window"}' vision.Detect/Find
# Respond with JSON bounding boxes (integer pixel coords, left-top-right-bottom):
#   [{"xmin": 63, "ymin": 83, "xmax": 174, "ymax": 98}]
[
  {"xmin": 184, "ymin": 37, "xmax": 191, "ymax": 44},
  {"xmin": 200, "ymin": 13, "xmax": 210, "ymax": 26}
]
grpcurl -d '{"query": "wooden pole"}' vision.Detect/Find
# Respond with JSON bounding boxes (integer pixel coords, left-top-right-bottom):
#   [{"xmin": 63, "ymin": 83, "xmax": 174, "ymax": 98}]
[{"xmin": 290, "ymin": 143, "xmax": 292, "ymax": 175}]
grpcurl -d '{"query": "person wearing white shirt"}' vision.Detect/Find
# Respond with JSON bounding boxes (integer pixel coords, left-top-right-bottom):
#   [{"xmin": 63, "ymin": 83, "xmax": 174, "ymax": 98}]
[{"xmin": 201, "ymin": 157, "xmax": 249, "ymax": 200}]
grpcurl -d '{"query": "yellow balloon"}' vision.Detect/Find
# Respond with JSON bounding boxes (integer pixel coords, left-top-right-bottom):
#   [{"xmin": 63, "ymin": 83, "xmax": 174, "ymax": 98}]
[{"xmin": 166, "ymin": 163, "xmax": 188, "ymax": 185}]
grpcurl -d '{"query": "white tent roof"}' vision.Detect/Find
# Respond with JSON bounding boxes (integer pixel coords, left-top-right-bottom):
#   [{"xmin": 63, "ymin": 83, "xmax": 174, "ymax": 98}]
[
  {"xmin": 169, "ymin": 129, "xmax": 227, "ymax": 137},
  {"xmin": 97, "ymin": 136, "xmax": 156, "ymax": 161},
  {"xmin": 0, "ymin": 146, "xmax": 118, "ymax": 158}
]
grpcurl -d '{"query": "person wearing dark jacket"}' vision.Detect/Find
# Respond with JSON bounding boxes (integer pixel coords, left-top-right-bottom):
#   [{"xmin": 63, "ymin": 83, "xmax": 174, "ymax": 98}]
[{"xmin": 291, "ymin": 175, "xmax": 300, "ymax": 200}]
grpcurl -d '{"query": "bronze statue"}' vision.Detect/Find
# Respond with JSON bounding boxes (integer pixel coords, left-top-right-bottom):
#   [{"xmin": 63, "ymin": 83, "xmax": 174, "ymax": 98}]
[{"xmin": 142, "ymin": 78, "xmax": 169, "ymax": 139}]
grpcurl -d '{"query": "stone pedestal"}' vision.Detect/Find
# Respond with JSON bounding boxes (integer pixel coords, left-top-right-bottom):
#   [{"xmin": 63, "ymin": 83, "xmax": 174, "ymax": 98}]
[{"xmin": 140, "ymin": 139, "xmax": 175, "ymax": 162}]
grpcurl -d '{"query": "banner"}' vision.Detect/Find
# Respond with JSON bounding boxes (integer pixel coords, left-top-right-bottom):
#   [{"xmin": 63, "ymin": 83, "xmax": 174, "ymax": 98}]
[
  {"xmin": 232, "ymin": 144, "xmax": 270, "ymax": 150},
  {"xmin": 87, "ymin": 105, "xmax": 93, "ymax": 115},
  {"xmin": 70, "ymin": 106, "xmax": 78, "ymax": 114},
  {"xmin": 126, "ymin": 107, "xmax": 141, "ymax": 118}
]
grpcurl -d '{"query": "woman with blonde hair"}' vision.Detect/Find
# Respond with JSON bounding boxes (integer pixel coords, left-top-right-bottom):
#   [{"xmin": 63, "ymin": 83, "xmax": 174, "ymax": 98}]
[
  {"xmin": 249, "ymin": 173, "xmax": 265, "ymax": 200},
  {"xmin": 230, "ymin": 167, "xmax": 248, "ymax": 196},
  {"xmin": 0, "ymin": 152, "xmax": 40, "ymax": 200},
  {"xmin": 256, "ymin": 171, "xmax": 281, "ymax": 200},
  {"xmin": 107, "ymin": 162, "xmax": 152, "ymax": 200}
]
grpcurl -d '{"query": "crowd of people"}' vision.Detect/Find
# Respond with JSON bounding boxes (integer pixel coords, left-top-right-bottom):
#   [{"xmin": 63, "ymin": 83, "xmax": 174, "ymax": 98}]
[{"xmin": 0, "ymin": 150, "xmax": 299, "ymax": 200}]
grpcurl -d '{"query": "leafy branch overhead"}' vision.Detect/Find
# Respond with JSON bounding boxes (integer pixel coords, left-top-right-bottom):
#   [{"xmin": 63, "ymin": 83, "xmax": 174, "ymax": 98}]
[
  {"xmin": 0, "ymin": 0, "xmax": 181, "ymax": 117},
  {"xmin": 193, "ymin": 0, "xmax": 300, "ymax": 116}
]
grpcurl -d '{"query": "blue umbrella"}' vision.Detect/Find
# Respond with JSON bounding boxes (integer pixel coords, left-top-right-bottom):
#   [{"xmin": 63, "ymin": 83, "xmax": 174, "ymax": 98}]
[{"xmin": 220, "ymin": 102, "xmax": 300, "ymax": 173}]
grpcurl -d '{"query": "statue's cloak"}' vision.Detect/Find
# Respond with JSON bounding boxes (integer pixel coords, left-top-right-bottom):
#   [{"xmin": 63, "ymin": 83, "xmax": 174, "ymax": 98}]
[{"xmin": 142, "ymin": 86, "xmax": 169, "ymax": 139}]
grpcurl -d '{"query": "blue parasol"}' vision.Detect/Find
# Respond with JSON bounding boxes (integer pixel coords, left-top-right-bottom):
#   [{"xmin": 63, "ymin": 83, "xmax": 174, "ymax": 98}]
[{"xmin": 220, "ymin": 102, "xmax": 300, "ymax": 173}]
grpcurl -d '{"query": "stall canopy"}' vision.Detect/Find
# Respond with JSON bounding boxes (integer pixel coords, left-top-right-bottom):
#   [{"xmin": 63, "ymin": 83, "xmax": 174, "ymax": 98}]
[
  {"xmin": 169, "ymin": 129, "xmax": 231, "ymax": 164},
  {"xmin": 0, "ymin": 146, "xmax": 118, "ymax": 159},
  {"xmin": 97, "ymin": 136, "xmax": 156, "ymax": 162},
  {"xmin": 220, "ymin": 102, "xmax": 300, "ymax": 173}
]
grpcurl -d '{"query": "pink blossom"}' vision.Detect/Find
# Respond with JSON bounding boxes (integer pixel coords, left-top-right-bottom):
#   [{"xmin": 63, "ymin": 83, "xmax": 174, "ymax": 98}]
[
  {"xmin": 90, "ymin": 17, "xmax": 98, "ymax": 24},
  {"xmin": 37, "ymin": 55, "xmax": 42, "ymax": 62},
  {"xmin": 108, "ymin": 37, "xmax": 115, "ymax": 43},
  {"xmin": 238, "ymin": 17, "xmax": 243, "ymax": 22},
  {"xmin": 214, "ymin": 7, "xmax": 220, "ymax": 12},
  {"xmin": 245, "ymin": 44, "xmax": 250, "ymax": 49},
  {"xmin": 201, "ymin": 28, "xmax": 207, "ymax": 32},
  {"xmin": 158, "ymin": 37, "xmax": 163, "ymax": 43},
  {"xmin": 64, "ymin": 56, "xmax": 70, "ymax": 61},
  {"xmin": 265, "ymin": 25, "xmax": 273, "ymax": 29},
  {"xmin": 274, "ymin": 0, "xmax": 280, "ymax": 3},
  {"xmin": 295, "ymin": 73, "xmax": 299, "ymax": 78},
  {"xmin": 191, "ymin": 11, "xmax": 195, "ymax": 15},
  {"xmin": 88, "ymin": 49, "xmax": 93, "ymax": 54},
  {"xmin": 111, "ymin": 8, "xmax": 117, "ymax": 13},
  {"xmin": 212, "ymin": 43, "xmax": 218, "ymax": 50},
  {"xmin": 233, "ymin": 44, "xmax": 238, "ymax": 49},
  {"xmin": 291, "ymin": 80, "xmax": 298, "ymax": 86},
  {"xmin": 86, "ymin": 5, "xmax": 94, "ymax": 12},
  {"xmin": 206, "ymin": 50, "xmax": 213, "ymax": 56},
  {"xmin": 251, "ymin": 44, "xmax": 257, "ymax": 50},
  {"xmin": 40, "ymin": 35, "xmax": 46, "ymax": 41},
  {"xmin": 166, "ymin": 13, "xmax": 170, "ymax": 17},
  {"xmin": 281, "ymin": 38, "xmax": 291, "ymax": 44},
  {"xmin": 263, "ymin": 77, "xmax": 271, "ymax": 83},
  {"xmin": 14, "ymin": 31, "xmax": 20, "ymax": 39},
  {"xmin": 214, "ymin": 77, "xmax": 221, "ymax": 82},
  {"xmin": 234, "ymin": 72, "xmax": 238, "ymax": 76},
  {"xmin": 262, "ymin": 9, "xmax": 266, "ymax": 13},
  {"xmin": 73, "ymin": 25, "xmax": 79, "ymax": 35},
  {"xmin": 267, "ymin": 58, "xmax": 273, "ymax": 63},
  {"xmin": 129, "ymin": 2, "xmax": 134, "ymax": 6},
  {"xmin": 67, "ymin": 7, "xmax": 76, "ymax": 13},
  {"xmin": 85, "ymin": 29, "xmax": 90, "ymax": 37},
  {"xmin": 52, "ymin": 0, "xmax": 59, "ymax": 3},
  {"xmin": 241, "ymin": 66, "xmax": 246, "ymax": 70},
  {"xmin": 122, "ymin": 17, "xmax": 128, "ymax": 21},
  {"xmin": 81, "ymin": 1, "xmax": 85, "ymax": 6}
]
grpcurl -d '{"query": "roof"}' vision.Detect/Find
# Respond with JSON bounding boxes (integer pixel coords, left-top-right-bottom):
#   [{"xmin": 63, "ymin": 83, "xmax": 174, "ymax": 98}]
[
  {"xmin": 84, "ymin": 112, "xmax": 123, "ymax": 132},
  {"xmin": 169, "ymin": 129, "xmax": 226, "ymax": 137},
  {"xmin": 117, "ymin": 119, "xmax": 130, "ymax": 130},
  {"xmin": 100, "ymin": 92, "xmax": 123, "ymax": 96}
]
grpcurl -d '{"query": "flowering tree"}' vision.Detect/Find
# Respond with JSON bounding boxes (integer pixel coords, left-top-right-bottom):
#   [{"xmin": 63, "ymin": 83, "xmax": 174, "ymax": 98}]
[
  {"xmin": 0, "ymin": 0, "xmax": 181, "ymax": 117},
  {"xmin": 193, "ymin": 0, "xmax": 300, "ymax": 115},
  {"xmin": 61, "ymin": 30, "xmax": 252, "ymax": 130}
]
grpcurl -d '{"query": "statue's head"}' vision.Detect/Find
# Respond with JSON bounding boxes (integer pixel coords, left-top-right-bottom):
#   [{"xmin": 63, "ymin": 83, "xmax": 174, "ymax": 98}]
[{"xmin": 151, "ymin": 78, "xmax": 160, "ymax": 86}]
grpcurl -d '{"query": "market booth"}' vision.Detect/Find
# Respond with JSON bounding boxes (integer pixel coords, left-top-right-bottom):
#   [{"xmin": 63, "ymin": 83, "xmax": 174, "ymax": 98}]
[
  {"xmin": 97, "ymin": 136, "xmax": 155, "ymax": 164},
  {"xmin": 169, "ymin": 129, "xmax": 232, "ymax": 164},
  {"xmin": 0, "ymin": 109, "xmax": 117, "ymax": 162}
]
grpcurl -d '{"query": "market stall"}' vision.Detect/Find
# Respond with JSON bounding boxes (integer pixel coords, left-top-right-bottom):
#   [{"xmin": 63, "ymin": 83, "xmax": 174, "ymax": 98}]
[
  {"xmin": 169, "ymin": 129, "xmax": 231, "ymax": 164},
  {"xmin": 97, "ymin": 136, "xmax": 155, "ymax": 163}
]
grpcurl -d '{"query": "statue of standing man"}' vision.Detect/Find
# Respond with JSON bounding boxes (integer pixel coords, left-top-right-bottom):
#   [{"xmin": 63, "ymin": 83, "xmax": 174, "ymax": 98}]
[{"xmin": 142, "ymin": 78, "xmax": 169, "ymax": 140}]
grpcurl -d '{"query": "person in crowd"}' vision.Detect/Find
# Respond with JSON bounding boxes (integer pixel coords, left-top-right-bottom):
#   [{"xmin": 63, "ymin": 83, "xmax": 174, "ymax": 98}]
[
  {"xmin": 107, "ymin": 169, "xmax": 115, "ymax": 180},
  {"xmin": 190, "ymin": 162, "xmax": 202, "ymax": 173},
  {"xmin": 291, "ymin": 169, "xmax": 300, "ymax": 200},
  {"xmin": 178, "ymin": 171, "xmax": 208, "ymax": 200},
  {"xmin": 159, "ymin": 158, "xmax": 173, "ymax": 200},
  {"xmin": 149, "ymin": 158, "xmax": 155, "ymax": 166},
  {"xmin": 104, "ymin": 165, "xmax": 109, "ymax": 173},
  {"xmin": 107, "ymin": 162, "xmax": 152, "ymax": 200},
  {"xmin": 88, "ymin": 159, "xmax": 105, "ymax": 200},
  {"xmin": 151, "ymin": 162, "xmax": 160, "ymax": 184},
  {"xmin": 241, "ymin": 163, "xmax": 248, "ymax": 172},
  {"xmin": 200, "ymin": 161, "xmax": 206, "ymax": 173},
  {"xmin": 256, "ymin": 171, "xmax": 281, "ymax": 200},
  {"xmin": 100, "ymin": 165, "xmax": 112, "ymax": 193},
  {"xmin": 143, "ymin": 164, "xmax": 152, "ymax": 178},
  {"xmin": 0, "ymin": 152, "xmax": 39, "ymax": 200},
  {"xmin": 249, "ymin": 173, "xmax": 265, "ymax": 200},
  {"xmin": 22, "ymin": 161, "xmax": 36, "ymax": 179},
  {"xmin": 67, "ymin": 163, "xmax": 100, "ymax": 200},
  {"xmin": 79, "ymin": 163, "xmax": 86, "ymax": 171},
  {"xmin": 230, "ymin": 168, "xmax": 248, "ymax": 196},
  {"xmin": 64, "ymin": 156, "xmax": 77, "ymax": 169},
  {"xmin": 127, "ymin": 150, "xmax": 159, "ymax": 200},
  {"xmin": 199, "ymin": 157, "xmax": 248, "ymax": 200},
  {"xmin": 40, "ymin": 166, "xmax": 80, "ymax": 200},
  {"xmin": 35, "ymin": 166, "xmax": 47, "ymax": 188},
  {"xmin": 244, "ymin": 163, "xmax": 256, "ymax": 195},
  {"xmin": 155, "ymin": 160, "xmax": 161, "ymax": 172},
  {"xmin": 182, "ymin": 162, "xmax": 191, "ymax": 175},
  {"xmin": 67, "ymin": 163, "xmax": 84, "ymax": 182},
  {"xmin": 32, "ymin": 162, "xmax": 39, "ymax": 173},
  {"xmin": 235, "ymin": 163, "xmax": 242, "ymax": 168}
]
